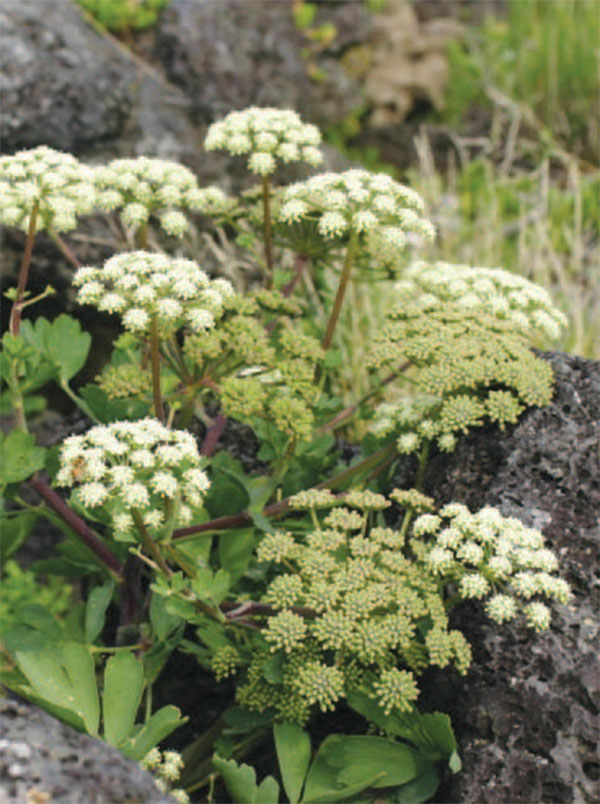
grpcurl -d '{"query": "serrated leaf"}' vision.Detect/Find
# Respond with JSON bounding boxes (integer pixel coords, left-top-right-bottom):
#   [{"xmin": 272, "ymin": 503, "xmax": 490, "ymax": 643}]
[
  {"xmin": 212, "ymin": 754, "xmax": 259, "ymax": 804},
  {"xmin": 0, "ymin": 429, "xmax": 45, "ymax": 485},
  {"xmin": 126, "ymin": 705, "xmax": 187, "ymax": 761},
  {"xmin": 42, "ymin": 314, "xmax": 91, "ymax": 383},
  {"xmin": 327, "ymin": 736, "xmax": 422, "ymax": 789},
  {"xmin": 15, "ymin": 642, "xmax": 99, "ymax": 736},
  {"xmin": 275, "ymin": 721, "xmax": 311, "ymax": 803},
  {"xmin": 255, "ymin": 774, "xmax": 280, "ymax": 804},
  {"xmin": 394, "ymin": 767, "xmax": 440, "ymax": 803},
  {"xmin": 103, "ymin": 651, "xmax": 144, "ymax": 747},
  {"xmin": 301, "ymin": 735, "xmax": 383, "ymax": 803},
  {"xmin": 84, "ymin": 580, "xmax": 114, "ymax": 643}
]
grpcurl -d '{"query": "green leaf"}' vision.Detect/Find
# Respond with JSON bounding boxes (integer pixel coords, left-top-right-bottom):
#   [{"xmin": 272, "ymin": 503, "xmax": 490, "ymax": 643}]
[
  {"xmin": 0, "ymin": 429, "xmax": 45, "ymax": 486},
  {"xmin": 0, "ymin": 510, "xmax": 37, "ymax": 560},
  {"xmin": 449, "ymin": 749, "xmax": 462, "ymax": 774},
  {"xmin": 301, "ymin": 735, "xmax": 383, "ymax": 803},
  {"xmin": 79, "ymin": 384, "xmax": 150, "ymax": 423},
  {"xmin": 150, "ymin": 592, "xmax": 184, "ymax": 642},
  {"xmin": 293, "ymin": 1, "xmax": 316, "ymax": 29},
  {"xmin": 126, "ymin": 705, "xmax": 187, "ymax": 761},
  {"xmin": 394, "ymin": 767, "xmax": 440, "ymax": 803},
  {"xmin": 218, "ymin": 527, "xmax": 259, "ymax": 584},
  {"xmin": 256, "ymin": 775, "xmax": 280, "ymax": 804},
  {"xmin": 42, "ymin": 314, "xmax": 91, "ymax": 383},
  {"xmin": 84, "ymin": 580, "xmax": 114, "ymax": 643},
  {"xmin": 205, "ymin": 459, "xmax": 251, "ymax": 518},
  {"xmin": 15, "ymin": 642, "xmax": 99, "ymax": 736},
  {"xmin": 274, "ymin": 721, "xmax": 311, "ymax": 803},
  {"xmin": 103, "ymin": 651, "xmax": 144, "ymax": 748},
  {"xmin": 346, "ymin": 689, "xmax": 458, "ymax": 761},
  {"xmin": 327, "ymin": 736, "xmax": 423, "ymax": 789},
  {"xmin": 212, "ymin": 754, "xmax": 259, "ymax": 804}
]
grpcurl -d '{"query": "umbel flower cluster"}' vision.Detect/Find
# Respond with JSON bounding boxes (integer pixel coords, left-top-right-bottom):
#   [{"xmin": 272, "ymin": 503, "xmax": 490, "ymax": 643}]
[
  {"xmin": 183, "ymin": 290, "xmax": 324, "ymax": 441},
  {"xmin": 57, "ymin": 418, "xmax": 209, "ymax": 541},
  {"xmin": 210, "ymin": 489, "xmax": 569, "ymax": 724},
  {"xmin": 278, "ymin": 169, "xmax": 435, "ymax": 262},
  {"xmin": 214, "ymin": 491, "xmax": 472, "ymax": 725},
  {"xmin": 368, "ymin": 268, "xmax": 557, "ymax": 454},
  {"xmin": 73, "ymin": 251, "xmax": 234, "ymax": 334},
  {"xmin": 204, "ymin": 107, "xmax": 323, "ymax": 175},
  {"xmin": 141, "ymin": 749, "xmax": 189, "ymax": 804},
  {"xmin": 397, "ymin": 261, "xmax": 568, "ymax": 341},
  {"xmin": 94, "ymin": 156, "xmax": 234, "ymax": 236},
  {"xmin": 411, "ymin": 502, "xmax": 572, "ymax": 630},
  {"xmin": 0, "ymin": 146, "xmax": 96, "ymax": 232}
]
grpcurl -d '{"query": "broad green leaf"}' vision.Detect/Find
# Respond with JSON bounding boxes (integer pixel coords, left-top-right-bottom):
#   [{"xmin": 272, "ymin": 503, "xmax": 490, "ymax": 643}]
[
  {"xmin": 42, "ymin": 314, "xmax": 91, "ymax": 383},
  {"xmin": 346, "ymin": 689, "xmax": 457, "ymax": 761},
  {"xmin": 205, "ymin": 460, "xmax": 250, "ymax": 519},
  {"xmin": 394, "ymin": 766, "xmax": 440, "ymax": 803},
  {"xmin": 274, "ymin": 721, "xmax": 311, "ymax": 803},
  {"xmin": 301, "ymin": 735, "xmax": 383, "ymax": 803},
  {"xmin": 150, "ymin": 592, "xmax": 184, "ymax": 642},
  {"xmin": 103, "ymin": 651, "xmax": 144, "ymax": 747},
  {"xmin": 0, "ymin": 510, "xmax": 36, "ymax": 559},
  {"xmin": 15, "ymin": 642, "xmax": 99, "ymax": 736},
  {"xmin": 256, "ymin": 775, "xmax": 280, "ymax": 804},
  {"xmin": 126, "ymin": 705, "xmax": 186, "ymax": 761},
  {"xmin": 79, "ymin": 384, "xmax": 150, "ymax": 423},
  {"xmin": 85, "ymin": 580, "xmax": 114, "ymax": 643},
  {"xmin": 0, "ymin": 429, "xmax": 45, "ymax": 486},
  {"xmin": 218, "ymin": 527, "xmax": 259, "ymax": 584},
  {"xmin": 212, "ymin": 754, "xmax": 259, "ymax": 804},
  {"xmin": 326, "ymin": 736, "xmax": 422, "ymax": 789}
]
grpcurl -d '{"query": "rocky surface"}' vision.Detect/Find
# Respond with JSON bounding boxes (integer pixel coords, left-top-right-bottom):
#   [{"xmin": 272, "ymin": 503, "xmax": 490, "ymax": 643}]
[
  {"xmin": 0, "ymin": 695, "xmax": 173, "ymax": 804},
  {"xmin": 421, "ymin": 351, "xmax": 600, "ymax": 803}
]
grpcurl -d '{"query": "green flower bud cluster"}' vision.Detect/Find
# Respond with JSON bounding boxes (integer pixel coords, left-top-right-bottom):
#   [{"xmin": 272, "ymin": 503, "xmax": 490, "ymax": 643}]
[
  {"xmin": 0, "ymin": 146, "xmax": 96, "ymax": 232},
  {"xmin": 204, "ymin": 107, "xmax": 323, "ymax": 175},
  {"xmin": 73, "ymin": 251, "xmax": 234, "ymax": 335},
  {"xmin": 94, "ymin": 156, "xmax": 234, "ymax": 236},
  {"xmin": 56, "ymin": 418, "xmax": 209, "ymax": 542},
  {"xmin": 141, "ymin": 749, "xmax": 189, "ymax": 804},
  {"xmin": 279, "ymin": 170, "xmax": 435, "ymax": 265},
  {"xmin": 238, "ymin": 492, "xmax": 474, "ymax": 723},
  {"xmin": 184, "ymin": 291, "xmax": 323, "ymax": 442},
  {"xmin": 398, "ymin": 262, "xmax": 568, "ymax": 342},
  {"xmin": 413, "ymin": 503, "xmax": 572, "ymax": 631},
  {"xmin": 368, "ymin": 303, "xmax": 555, "ymax": 454}
]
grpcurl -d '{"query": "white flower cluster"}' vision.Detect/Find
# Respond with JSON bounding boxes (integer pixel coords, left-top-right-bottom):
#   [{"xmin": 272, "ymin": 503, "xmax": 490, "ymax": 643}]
[
  {"xmin": 0, "ymin": 146, "xmax": 96, "ymax": 232},
  {"xmin": 279, "ymin": 169, "xmax": 435, "ymax": 258},
  {"xmin": 204, "ymin": 107, "xmax": 323, "ymax": 175},
  {"xmin": 396, "ymin": 262, "xmax": 568, "ymax": 341},
  {"xmin": 94, "ymin": 156, "xmax": 233, "ymax": 236},
  {"xmin": 417, "ymin": 503, "xmax": 571, "ymax": 631},
  {"xmin": 57, "ymin": 418, "xmax": 209, "ymax": 542},
  {"xmin": 72, "ymin": 251, "xmax": 234, "ymax": 334}
]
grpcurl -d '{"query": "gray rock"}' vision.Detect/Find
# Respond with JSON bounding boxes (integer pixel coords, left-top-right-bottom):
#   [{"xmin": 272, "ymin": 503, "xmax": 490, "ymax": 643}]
[
  {"xmin": 154, "ymin": 0, "xmax": 370, "ymax": 130},
  {"xmin": 421, "ymin": 352, "xmax": 600, "ymax": 803},
  {"xmin": 0, "ymin": 696, "xmax": 173, "ymax": 804},
  {"xmin": 0, "ymin": 0, "xmax": 133, "ymax": 153}
]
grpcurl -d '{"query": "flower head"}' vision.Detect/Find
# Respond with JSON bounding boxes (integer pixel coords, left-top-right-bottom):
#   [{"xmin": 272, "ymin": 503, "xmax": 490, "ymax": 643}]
[
  {"xmin": 204, "ymin": 107, "xmax": 323, "ymax": 175},
  {"xmin": 73, "ymin": 251, "xmax": 234, "ymax": 335},
  {"xmin": 57, "ymin": 418, "xmax": 209, "ymax": 540},
  {"xmin": 279, "ymin": 169, "xmax": 434, "ymax": 263},
  {"xmin": 95, "ymin": 156, "xmax": 234, "ymax": 235},
  {"xmin": 0, "ymin": 146, "xmax": 96, "ymax": 232}
]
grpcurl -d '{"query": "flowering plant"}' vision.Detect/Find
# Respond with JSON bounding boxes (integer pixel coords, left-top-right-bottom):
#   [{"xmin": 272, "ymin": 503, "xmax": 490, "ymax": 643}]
[{"xmin": 1, "ymin": 108, "xmax": 571, "ymax": 803}]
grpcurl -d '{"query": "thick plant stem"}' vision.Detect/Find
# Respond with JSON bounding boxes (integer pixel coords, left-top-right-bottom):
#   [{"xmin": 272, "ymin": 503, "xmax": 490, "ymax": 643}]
[
  {"xmin": 9, "ymin": 201, "xmax": 39, "ymax": 335},
  {"xmin": 49, "ymin": 229, "xmax": 82, "ymax": 268},
  {"xmin": 321, "ymin": 230, "xmax": 359, "ymax": 353},
  {"xmin": 131, "ymin": 508, "xmax": 172, "ymax": 579},
  {"xmin": 150, "ymin": 315, "xmax": 165, "ymax": 423},
  {"xmin": 201, "ymin": 413, "xmax": 228, "ymax": 457},
  {"xmin": 262, "ymin": 176, "xmax": 274, "ymax": 288},
  {"xmin": 29, "ymin": 473, "xmax": 124, "ymax": 579}
]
